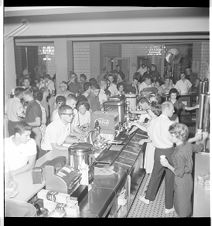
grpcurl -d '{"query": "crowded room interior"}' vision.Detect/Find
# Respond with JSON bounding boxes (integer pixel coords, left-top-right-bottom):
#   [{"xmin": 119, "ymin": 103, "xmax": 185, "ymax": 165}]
[{"xmin": 3, "ymin": 7, "xmax": 210, "ymax": 218}]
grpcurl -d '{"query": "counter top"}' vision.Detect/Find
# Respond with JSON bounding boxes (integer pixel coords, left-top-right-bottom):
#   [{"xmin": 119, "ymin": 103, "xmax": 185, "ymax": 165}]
[
  {"xmin": 11, "ymin": 150, "xmax": 68, "ymax": 202},
  {"xmin": 10, "ymin": 129, "xmax": 147, "ymax": 218}
]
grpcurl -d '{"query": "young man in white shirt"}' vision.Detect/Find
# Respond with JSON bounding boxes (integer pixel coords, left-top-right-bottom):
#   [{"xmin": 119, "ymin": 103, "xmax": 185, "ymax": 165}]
[
  {"xmin": 174, "ymin": 73, "xmax": 192, "ymax": 95},
  {"xmin": 138, "ymin": 75, "xmax": 153, "ymax": 94},
  {"xmin": 41, "ymin": 104, "xmax": 78, "ymax": 152},
  {"xmin": 5, "ymin": 87, "xmax": 25, "ymax": 136},
  {"xmin": 4, "ymin": 121, "xmax": 37, "ymax": 176},
  {"xmin": 139, "ymin": 101, "xmax": 175, "ymax": 214}
]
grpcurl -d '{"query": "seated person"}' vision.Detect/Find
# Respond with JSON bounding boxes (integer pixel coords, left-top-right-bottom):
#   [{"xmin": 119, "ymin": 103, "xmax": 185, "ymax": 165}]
[
  {"xmin": 51, "ymin": 95, "xmax": 66, "ymax": 122},
  {"xmin": 4, "ymin": 121, "xmax": 37, "ymax": 176},
  {"xmin": 138, "ymin": 75, "xmax": 153, "ymax": 94},
  {"xmin": 41, "ymin": 105, "xmax": 78, "ymax": 152},
  {"xmin": 117, "ymin": 82, "xmax": 125, "ymax": 96},
  {"xmin": 159, "ymin": 76, "xmax": 174, "ymax": 96},
  {"xmin": 168, "ymin": 88, "xmax": 199, "ymax": 122},
  {"xmin": 87, "ymin": 83, "xmax": 101, "ymax": 112},
  {"xmin": 107, "ymin": 74, "xmax": 119, "ymax": 96},
  {"xmin": 174, "ymin": 72, "xmax": 192, "ymax": 95},
  {"xmin": 74, "ymin": 101, "xmax": 91, "ymax": 131}
]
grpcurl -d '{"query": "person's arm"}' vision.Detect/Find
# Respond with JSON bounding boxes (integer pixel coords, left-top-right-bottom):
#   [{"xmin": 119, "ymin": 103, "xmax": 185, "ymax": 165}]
[
  {"xmin": 27, "ymin": 117, "xmax": 41, "ymax": 127},
  {"xmin": 51, "ymin": 143, "xmax": 69, "ymax": 151},
  {"xmin": 11, "ymin": 155, "xmax": 36, "ymax": 176},
  {"xmin": 184, "ymin": 104, "xmax": 199, "ymax": 111}
]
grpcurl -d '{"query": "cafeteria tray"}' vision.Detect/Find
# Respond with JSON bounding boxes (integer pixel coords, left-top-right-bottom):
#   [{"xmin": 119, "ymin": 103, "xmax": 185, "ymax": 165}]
[
  {"xmin": 119, "ymin": 151, "xmax": 137, "ymax": 161},
  {"xmin": 123, "ymin": 147, "xmax": 140, "ymax": 154},
  {"xmin": 110, "ymin": 144, "xmax": 124, "ymax": 151},
  {"xmin": 115, "ymin": 156, "xmax": 134, "ymax": 167}
]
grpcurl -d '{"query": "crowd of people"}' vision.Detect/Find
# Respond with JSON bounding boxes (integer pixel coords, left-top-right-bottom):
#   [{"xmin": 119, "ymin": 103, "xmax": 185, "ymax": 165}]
[{"xmin": 4, "ymin": 64, "xmax": 205, "ymax": 217}]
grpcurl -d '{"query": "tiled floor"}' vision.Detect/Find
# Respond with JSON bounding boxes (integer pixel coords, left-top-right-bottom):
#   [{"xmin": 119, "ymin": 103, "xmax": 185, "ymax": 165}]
[{"xmin": 127, "ymin": 174, "xmax": 178, "ymax": 218}]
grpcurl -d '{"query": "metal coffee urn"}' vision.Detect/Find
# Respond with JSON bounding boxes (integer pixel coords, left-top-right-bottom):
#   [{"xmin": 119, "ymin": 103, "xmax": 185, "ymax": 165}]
[
  {"xmin": 103, "ymin": 97, "xmax": 125, "ymax": 123},
  {"xmin": 196, "ymin": 78, "xmax": 210, "ymax": 152},
  {"xmin": 68, "ymin": 143, "xmax": 94, "ymax": 170}
]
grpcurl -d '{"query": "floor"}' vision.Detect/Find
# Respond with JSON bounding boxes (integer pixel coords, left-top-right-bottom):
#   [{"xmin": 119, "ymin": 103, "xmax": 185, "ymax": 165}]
[{"xmin": 127, "ymin": 174, "xmax": 178, "ymax": 218}]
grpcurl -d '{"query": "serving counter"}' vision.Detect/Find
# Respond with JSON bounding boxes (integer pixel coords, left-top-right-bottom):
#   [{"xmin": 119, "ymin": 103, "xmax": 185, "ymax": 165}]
[{"xmin": 10, "ymin": 129, "xmax": 147, "ymax": 218}]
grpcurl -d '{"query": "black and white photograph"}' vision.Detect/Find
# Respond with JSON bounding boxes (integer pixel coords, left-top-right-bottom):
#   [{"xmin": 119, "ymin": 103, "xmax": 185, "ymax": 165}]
[{"xmin": 2, "ymin": 6, "xmax": 210, "ymax": 220}]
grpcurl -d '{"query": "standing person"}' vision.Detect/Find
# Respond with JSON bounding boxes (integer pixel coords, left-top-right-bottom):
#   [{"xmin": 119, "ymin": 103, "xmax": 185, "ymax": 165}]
[
  {"xmin": 79, "ymin": 74, "xmax": 87, "ymax": 94},
  {"xmin": 87, "ymin": 83, "xmax": 101, "ymax": 112},
  {"xmin": 160, "ymin": 123, "xmax": 206, "ymax": 217},
  {"xmin": 67, "ymin": 71, "xmax": 81, "ymax": 96},
  {"xmin": 174, "ymin": 73, "xmax": 192, "ymax": 95},
  {"xmin": 22, "ymin": 89, "xmax": 42, "ymax": 152},
  {"xmin": 137, "ymin": 60, "xmax": 147, "ymax": 82},
  {"xmin": 5, "ymin": 87, "xmax": 25, "ymax": 136},
  {"xmin": 43, "ymin": 74, "xmax": 55, "ymax": 96},
  {"xmin": 139, "ymin": 101, "xmax": 175, "ymax": 214},
  {"xmin": 115, "ymin": 65, "xmax": 125, "ymax": 82},
  {"xmin": 22, "ymin": 77, "xmax": 31, "ymax": 90},
  {"xmin": 150, "ymin": 64, "xmax": 161, "ymax": 83},
  {"xmin": 138, "ymin": 75, "xmax": 153, "ymax": 94},
  {"xmin": 160, "ymin": 76, "xmax": 174, "ymax": 96},
  {"xmin": 168, "ymin": 88, "xmax": 199, "ymax": 122},
  {"xmin": 40, "ymin": 87, "xmax": 50, "ymax": 124},
  {"xmin": 107, "ymin": 74, "xmax": 118, "ymax": 96},
  {"xmin": 51, "ymin": 95, "xmax": 66, "ymax": 122}
]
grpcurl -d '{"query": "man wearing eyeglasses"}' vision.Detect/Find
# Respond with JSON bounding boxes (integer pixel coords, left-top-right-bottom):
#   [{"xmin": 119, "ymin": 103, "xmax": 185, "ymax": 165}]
[{"xmin": 41, "ymin": 105, "xmax": 78, "ymax": 152}]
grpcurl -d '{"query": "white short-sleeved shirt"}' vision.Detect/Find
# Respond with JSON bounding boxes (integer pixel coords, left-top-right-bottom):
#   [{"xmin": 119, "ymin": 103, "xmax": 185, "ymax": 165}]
[
  {"xmin": 41, "ymin": 119, "xmax": 70, "ymax": 151},
  {"xmin": 108, "ymin": 83, "xmax": 118, "ymax": 96},
  {"xmin": 138, "ymin": 82, "xmax": 152, "ymax": 93},
  {"xmin": 98, "ymin": 89, "xmax": 107, "ymax": 105},
  {"xmin": 73, "ymin": 111, "xmax": 91, "ymax": 127},
  {"xmin": 51, "ymin": 109, "xmax": 60, "ymax": 122},
  {"xmin": 147, "ymin": 114, "xmax": 174, "ymax": 149},
  {"xmin": 4, "ymin": 136, "xmax": 37, "ymax": 171},
  {"xmin": 5, "ymin": 97, "xmax": 24, "ymax": 121},
  {"xmin": 174, "ymin": 79, "xmax": 192, "ymax": 95}
]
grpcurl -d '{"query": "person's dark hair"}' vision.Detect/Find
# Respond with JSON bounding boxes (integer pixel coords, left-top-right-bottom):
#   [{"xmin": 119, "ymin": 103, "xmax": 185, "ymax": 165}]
[
  {"xmin": 91, "ymin": 83, "xmax": 100, "ymax": 90},
  {"xmin": 43, "ymin": 74, "xmax": 51, "ymax": 79},
  {"xmin": 137, "ymin": 97, "xmax": 150, "ymax": 105},
  {"xmin": 117, "ymin": 82, "xmax": 125, "ymax": 90},
  {"xmin": 169, "ymin": 88, "xmax": 179, "ymax": 97},
  {"xmin": 67, "ymin": 94, "xmax": 77, "ymax": 101},
  {"xmin": 14, "ymin": 87, "xmax": 25, "ymax": 97},
  {"xmin": 169, "ymin": 122, "xmax": 189, "ymax": 143},
  {"xmin": 56, "ymin": 95, "xmax": 66, "ymax": 105},
  {"xmin": 14, "ymin": 121, "xmax": 32, "ymax": 135},
  {"xmin": 58, "ymin": 104, "xmax": 73, "ymax": 116},
  {"xmin": 83, "ymin": 82, "xmax": 91, "ymax": 91},
  {"xmin": 60, "ymin": 81, "xmax": 68, "ymax": 86},
  {"xmin": 80, "ymin": 74, "xmax": 87, "ymax": 81},
  {"xmin": 76, "ymin": 101, "xmax": 90, "ymax": 111},
  {"xmin": 89, "ymin": 78, "xmax": 98, "ymax": 86},
  {"xmin": 105, "ymin": 89, "xmax": 111, "ymax": 96},
  {"xmin": 23, "ymin": 88, "xmax": 33, "ymax": 97},
  {"xmin": 133, "ymin": 72, "xmax": 140, "ymax": 81},
  {"xmin": 33, "ymin": 89, "xmax": 43, "ymax": 102},
  {"xmin": 77, "ymin": 95, "xmax": 88, "ymax": 103},
  {"xmin": 144, "ymin": 75, "xmax": 152, "ymax": 80}
]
